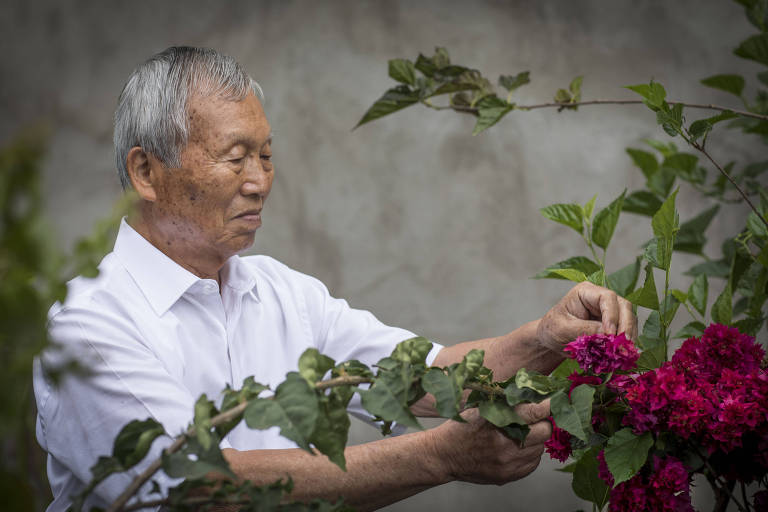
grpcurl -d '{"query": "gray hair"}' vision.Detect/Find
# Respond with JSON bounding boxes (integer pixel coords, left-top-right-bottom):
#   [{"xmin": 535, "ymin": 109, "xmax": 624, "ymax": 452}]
[{"xmin": 114, "ymin": 46, "xmax": 264, "ymax": 189}]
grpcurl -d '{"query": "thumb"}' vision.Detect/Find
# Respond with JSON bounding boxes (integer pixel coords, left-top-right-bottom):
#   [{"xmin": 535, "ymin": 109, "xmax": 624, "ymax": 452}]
[{"xmin": 514, "ymin": 399, "xmax": 551, "ymax": 424}]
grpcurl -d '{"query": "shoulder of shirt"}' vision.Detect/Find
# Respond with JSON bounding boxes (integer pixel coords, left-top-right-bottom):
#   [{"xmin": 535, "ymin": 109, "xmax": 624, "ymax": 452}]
[
  {"xmin": 48, "ymin": 251, "xmax": 138, "ymax": 322},
  {"xmin": 238, "ymin": 254, "xmax": 327, "ymax": 291}
]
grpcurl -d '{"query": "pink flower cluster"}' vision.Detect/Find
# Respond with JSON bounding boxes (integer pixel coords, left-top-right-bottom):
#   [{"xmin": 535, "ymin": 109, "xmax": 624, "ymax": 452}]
[
  {"xmin": 622, "ymin": 324, "xmax": 768, "ymax": 457},
  {"xmin": 598, "ymin": 452, "xmax": 693, "ymax": 512},
  {"xmin": 544, "ymin": 416, "xmax": 572, "ymax": 463},
  {"xmin": 564, "ymin": 332, "xmax": 640, "ymax": 374}
]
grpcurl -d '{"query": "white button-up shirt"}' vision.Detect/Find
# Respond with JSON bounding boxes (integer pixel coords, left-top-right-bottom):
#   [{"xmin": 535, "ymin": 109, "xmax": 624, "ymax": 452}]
[{"xmin": 33, "ymin": 220, "xmax": 442, "ymax": 511}]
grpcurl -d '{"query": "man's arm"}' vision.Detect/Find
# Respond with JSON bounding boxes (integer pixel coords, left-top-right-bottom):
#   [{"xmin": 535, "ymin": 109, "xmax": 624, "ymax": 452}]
[
  {"xmin": 414, "ymin": 282, "xmax": 638, "ymax": 416},
  {"xmin": 223, "ymin": 402, "xmax": 551, "ymax": 511}
]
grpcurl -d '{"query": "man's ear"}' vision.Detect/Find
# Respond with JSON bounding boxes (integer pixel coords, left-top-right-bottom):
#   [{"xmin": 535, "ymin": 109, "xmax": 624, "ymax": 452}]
[{"xmin": 125, "ymin": 146, "xmax": 160, "ymax": 202}]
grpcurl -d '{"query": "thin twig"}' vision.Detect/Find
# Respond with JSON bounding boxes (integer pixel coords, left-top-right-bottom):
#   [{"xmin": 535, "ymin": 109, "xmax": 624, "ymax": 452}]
[
  {"xmin": 690, "ymin": 140, "xmax": 768, "ymax": 229},
  {"xmin": 430, "ymin": 99, "xmax": 768, "ymax": 121}
]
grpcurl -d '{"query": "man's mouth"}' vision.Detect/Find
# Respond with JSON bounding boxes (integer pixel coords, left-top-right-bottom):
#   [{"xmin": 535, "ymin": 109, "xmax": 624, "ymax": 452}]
[{"xmin": 234, "ymin": 209, "xmax": 262, "ymax": 223}]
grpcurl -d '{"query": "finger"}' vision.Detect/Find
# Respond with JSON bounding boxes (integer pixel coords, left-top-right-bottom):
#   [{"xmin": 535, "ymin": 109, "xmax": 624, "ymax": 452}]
[
  {"xmin": 578, "ymin": 284, "xmax": 619, "ymax": 334},
  {"xmin": 514, "ymin": 399, "xmax": 551, "ymax": 424},
  {"xmin": 523, "ymin": 419, "xmax": 554, "ymax": 445},
  {"xmin": 617, "ymin": 297, "xmax": 637, "ymax": 341}
]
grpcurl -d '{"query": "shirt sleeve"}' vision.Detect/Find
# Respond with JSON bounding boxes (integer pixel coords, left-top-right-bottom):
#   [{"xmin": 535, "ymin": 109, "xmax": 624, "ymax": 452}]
[
  {"xmin": 291, "ymin": 269, "xmax": 443, "ymax": 427},
  {"xmin": 35, "ymin": 301, "xmax": 201, "ymax": 508}
]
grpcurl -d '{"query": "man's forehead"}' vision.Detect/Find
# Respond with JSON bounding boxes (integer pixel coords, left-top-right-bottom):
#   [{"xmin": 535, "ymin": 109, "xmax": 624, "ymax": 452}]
[{"xmin": 187, "ymin": 93, "xmax": 271, "ymax": 144}]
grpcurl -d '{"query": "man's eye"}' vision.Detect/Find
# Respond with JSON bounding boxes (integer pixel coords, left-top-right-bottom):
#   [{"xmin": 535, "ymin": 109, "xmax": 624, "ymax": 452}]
[
  {"xmin": 229, "ymin": 157, "xmax": 245, "ymax": 164},
  {"xmin": 260, "ymin": 154, "xmax": 272, "ymax": 161}
]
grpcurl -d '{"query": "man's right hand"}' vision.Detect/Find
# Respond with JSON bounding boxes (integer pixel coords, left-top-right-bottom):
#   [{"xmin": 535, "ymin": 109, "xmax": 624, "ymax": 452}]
[{"xmin": 425, "ymin": 400, "xmax": 552, "ymax": 485}]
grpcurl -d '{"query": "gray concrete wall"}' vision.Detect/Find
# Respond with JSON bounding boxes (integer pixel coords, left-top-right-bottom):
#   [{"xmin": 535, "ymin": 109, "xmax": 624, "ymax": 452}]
[{"xmin": 2, "ymin": 1, "xmax": 763, "ymax": 510}]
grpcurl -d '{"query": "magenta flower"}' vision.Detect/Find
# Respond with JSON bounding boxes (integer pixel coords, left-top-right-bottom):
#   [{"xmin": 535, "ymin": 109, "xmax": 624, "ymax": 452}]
[
  {"xmin": 607, "ymin": 456, "xmax": 693, "ymax": 512},
  {"xmin": 545, "ymin": 417, "xmax": 573, "ymax": 463},
  {"xmin": 564, "ymin": 332, "xmax": 639, "ymax": 374}
]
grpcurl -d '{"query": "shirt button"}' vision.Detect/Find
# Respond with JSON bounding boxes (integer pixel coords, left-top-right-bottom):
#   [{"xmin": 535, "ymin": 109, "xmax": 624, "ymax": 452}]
[{"xmin": 203, "ymin": 282, "xmax": 218, "ymax": 293}]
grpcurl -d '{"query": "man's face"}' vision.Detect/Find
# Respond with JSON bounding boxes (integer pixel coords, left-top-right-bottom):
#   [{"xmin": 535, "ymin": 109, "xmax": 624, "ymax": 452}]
[{"xmin": 149, "ymin": 91, "xmax": 274, "ymax": 264}]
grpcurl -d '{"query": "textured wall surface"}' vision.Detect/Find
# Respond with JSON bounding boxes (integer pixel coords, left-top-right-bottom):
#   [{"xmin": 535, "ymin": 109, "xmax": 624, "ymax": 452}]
[{"xmin": 1, "ymin": 0, "xmax": 764, "ymax": 510}]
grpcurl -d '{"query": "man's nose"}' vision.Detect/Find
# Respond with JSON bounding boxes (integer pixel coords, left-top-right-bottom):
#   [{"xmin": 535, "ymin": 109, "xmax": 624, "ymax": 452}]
[{"xmin": 240, "ymin": 158, "xmax": 272, "ymax": 196}]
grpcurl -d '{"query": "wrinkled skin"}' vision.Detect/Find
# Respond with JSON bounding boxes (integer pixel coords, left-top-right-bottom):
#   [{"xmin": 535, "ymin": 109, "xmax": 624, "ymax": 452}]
[
  {"xmin": 537, "ymin": 281, "xmax": 638, "ymax": 352},
  {"xmin": 127, "ymin": 92, "xmax": 274, "ymax": 281},
  {"xmin": 427, "ymin": 401, "xmax": 552, "ymax": 485}
]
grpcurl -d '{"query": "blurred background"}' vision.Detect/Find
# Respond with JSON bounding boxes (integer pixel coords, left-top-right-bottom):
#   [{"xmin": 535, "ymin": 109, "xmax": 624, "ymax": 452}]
[{"xmin": 1, "ymin": 0, "xmax": 764, "ymax": 510}]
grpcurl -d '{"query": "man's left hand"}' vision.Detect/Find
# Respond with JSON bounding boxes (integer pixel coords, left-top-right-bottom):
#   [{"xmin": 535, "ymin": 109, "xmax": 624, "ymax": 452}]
[{"xmin": 536, "ymin": 282, "xmax": 637, "ymax": 353}]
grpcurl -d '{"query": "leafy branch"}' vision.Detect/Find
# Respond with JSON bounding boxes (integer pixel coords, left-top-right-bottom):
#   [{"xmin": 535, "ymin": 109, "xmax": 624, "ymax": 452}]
[
  {"xmin": 422, "ymin": 98, "xmax": 768, "ymax": 122},
  {"xmin": 81, "ymin": 341, "xmax": 582, "ymax": 512}
]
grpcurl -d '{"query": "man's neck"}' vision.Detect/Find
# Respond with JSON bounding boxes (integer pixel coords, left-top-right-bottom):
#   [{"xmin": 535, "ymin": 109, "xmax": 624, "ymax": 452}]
[{"xmin": 128, "ymin": 213, "xmax": 224, "ymax": 285}]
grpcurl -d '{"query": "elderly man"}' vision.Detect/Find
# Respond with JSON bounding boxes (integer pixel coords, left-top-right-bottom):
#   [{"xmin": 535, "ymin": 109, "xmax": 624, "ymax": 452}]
[{"xmin": 33, "ymin": 46, "xmax": 636, "ymax": 511}]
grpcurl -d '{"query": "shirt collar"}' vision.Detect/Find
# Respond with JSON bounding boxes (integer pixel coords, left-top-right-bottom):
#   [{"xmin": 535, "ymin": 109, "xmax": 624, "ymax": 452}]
[
  {"xmin": 113, "ymin": 219, "xmax": 200, "ymax": 316},
  {"xmin": 113, "ymin": 219, "xmax": 260, "ymax": 315}
]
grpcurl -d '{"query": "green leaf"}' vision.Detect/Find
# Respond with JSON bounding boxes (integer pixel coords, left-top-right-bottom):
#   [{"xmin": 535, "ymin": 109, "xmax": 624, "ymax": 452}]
[
  {"xmin": 162, "ymin": 435, "xmax": 234, "ymax": 480},
  {"xmin": 636, "ymin": 343, "xmax": 666, "ymax": 370},
  {"xmin": 591, "ymin": 191, "xmax": 626, "ymax": 250},
  {"xmin": 551, "ymin": 390, "xmax": 587, "ymax": 442},
  {"xmin": 570, "ymin": 385, "xmax": 595, "ymax": 433},
  {"xmin": 623, "ymin": 190, "xmax": 663, "ymax": 216},
  {"xmin": 355, "ymin": 86, "xmax": 420, "ymax": 128},
  {"xmin": 540, "ymin": 203, "xmax": 585, "ymax": 234},
  {"xmin": 700, "ymin": 74, "xmax": 745, "ymax": 97},
  {"xmin": 571, "ymin": 449, "xmax": 610, "ymax": 510},
  {"xmin": 647, "ymin": 167, "xmax": 676, "ymax": 198},
  {"xmin": 535, "ymin": 256, "xmax": 601, "ymax": 280},
  {"xmin": 604, "ymin": 428, "xmax": 653, "ymax": 486},
  {"xmin": 711, "ymin": 282, "xmax": 733, "ymax": 325},
  {"xmin": 112, "ymin": 418, "xmax": 166, "ymax": 469},
  {"xmin": 688, "ymin": 111, "xmax": 739, "ymax": 143},
  {"xmin": 244, "ymin": 373, "xmax": 319, "ymax": 451},
  {"xmin": 662, "ymin": 153, "xmax": 699, "ymax": 181},
  {"xmin": 643, "ymin": 237, "xmax": 671, "ymax": 271},
  {"xmin": 656, "ymin": 103, "xmax": 684, "ymax": 137},
  {"xmin": 390, "ymin": 336, "xmax": 433, "ymax": 364},
  {"xmin": 734, "ymin": 33, "xmax": 768, "ymax": 66},
  {"xmin": 651, "ymin": 189, "xmax": 679, "ymax": 240},
  {"xmin": 515, "ymin": 368, "xmax": 564, "ymax": 395},
  {"xmin": 309, "ymin": 388, "xmax": 352, "ymax": 470},
  {"xmin": 675, "ymin": 205, "xmax": 719, "ymax": 255},
  {"xmin": 193, "ymin": 395, "xmax": 217, "ymax": 451},
  {"xmin": 554, "ymin": 88, "xmax": 572, "ymax": 103},
  {"xmin": 569, "ymin": 75, "xmax": 584, "ymax": 101},
  {"xmin": 607, "ymin": 258, "xmax": 641, "ymax": 297},
  {"xmin": 673, "ymin": 321, "xmax": 706, "ymax": 339},
  {"xmin": 759, "ymin": 70, "xmax": 768, "ymax": 87},
  {"xmin": 685, "ymin": 259, "xmax": 731, "ymax": 278},
  {"xmin": 550, "ymin": 268, "xmax": 588, "ymax": 283},
  {"xmin": 549, "ymin": 358, "xmax": 579, "ymax": 380},
  {"xmin": 498, "ymin": 71, "xmax": 530, "ymax": 92},
  {"xmin": 748, "ymin": 211, "xmax": 768, "ymax": 240},
  {"xmin": 626, "ymin": 149, "xmax": 659, "ymax": 180},
  {"xmin": 388, "ymin": 59, "xmax": 416, "ymax": 86},
  {"xmin": 583, "ymin": 194, "xmax": 598, "ymax": 220},
  {"xmin": 625, "ymin": 81, "xmax": 666, "ymax": 109},
  {"xmin": 473, "ymin": 96, "xmax": 513, "ymax": 135},
  {"xmin": 357, "ymin": 340, "xmax": 430, "ymax": 431},
  {"xmin": 643, "ymin": 138, "xmax": 677, "ymax": 157},
  {"xmin": 626, "ymin": 264, "xmax": 659, "ymax": 310},
  {"xmin": 298, "ymin": 349, "xmax": 336, "ymax": 384},
  {"xmin": 688, "ymin": 274, "xmax": 708, "ymax": 317},
  {"xmin": 586, "ymin": 269, "xmax": 606, "ymax": 286},
  {"xmin": 642, "ymin": 310, "xmax": 662, "ymax": 342},
  {"xmin": 660, "ymin": 294, "xmax": 681, "ymax": 326},
  {"xmin": 478, "ymin": 399, "xmax": 526, "ymax": 428},
  {"xmin": 422, "ymin": 368, "xmax": 462, "ymax": 419}
]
